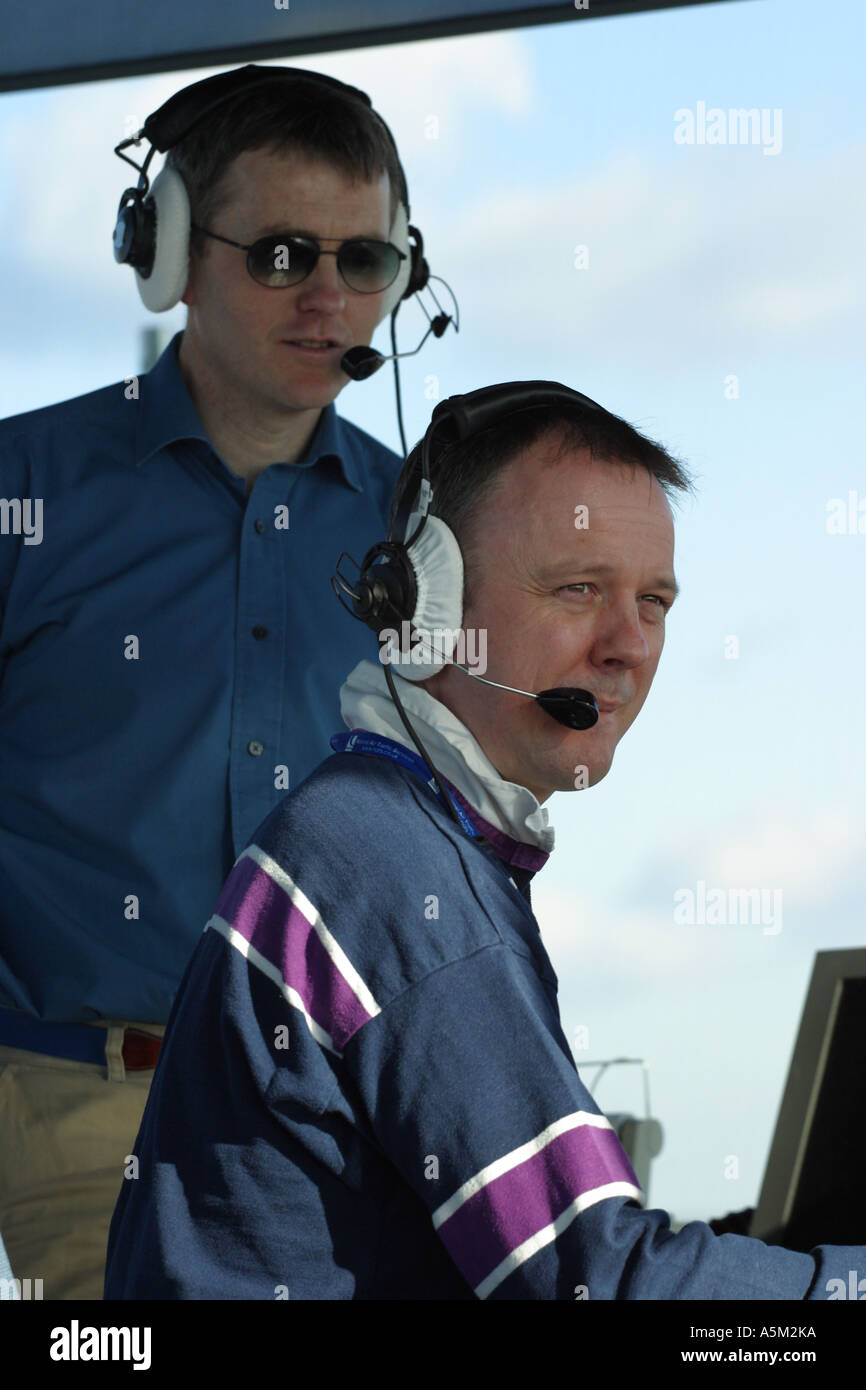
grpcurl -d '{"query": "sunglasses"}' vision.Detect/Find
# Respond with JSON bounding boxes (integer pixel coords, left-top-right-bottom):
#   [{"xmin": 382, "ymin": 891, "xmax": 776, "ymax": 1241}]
[{"xmin": 191, "ymin": 224, "xmax": 406, "ymax": 293}]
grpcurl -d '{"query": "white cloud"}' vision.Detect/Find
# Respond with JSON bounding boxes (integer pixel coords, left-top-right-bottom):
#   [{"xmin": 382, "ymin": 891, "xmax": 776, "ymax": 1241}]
[
  {"xmin": 702, "ymin": 806, "xmax": 865, "ymax": 907},
  {"xmin": 532, "ymin": 802, "xmax": 865, "ymax": 1002},
  {"xmin": 1, "ymin": 73, "xmax": 194, "ymax": 291},
  {"xmin": 731, "ymin": 278, "xmax": 863, "ymax": 332},
  {"xmin": 436, "ymin": 142, "xmax": 866, "ymax": 359},
  {"xmin": 532, "ymin": 883, "xmax": 732, "ymax": 995},
  {"xmin": 298, "ymin": 31, "xmax": 536, "ymax": 147}
]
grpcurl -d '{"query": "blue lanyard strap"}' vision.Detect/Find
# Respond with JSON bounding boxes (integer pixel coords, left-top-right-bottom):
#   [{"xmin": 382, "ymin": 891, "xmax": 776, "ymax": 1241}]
[{"xmin": 329, "ymin": 729, "xmax": 482, "ymax": 840}]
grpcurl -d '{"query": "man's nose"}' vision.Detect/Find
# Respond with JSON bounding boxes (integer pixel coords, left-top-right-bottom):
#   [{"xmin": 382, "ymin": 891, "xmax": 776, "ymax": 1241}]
[
  {"xmin": 594, "ymin": 603, "xmax": 653, "ymax": 668},
  {"xmin": 294, "ymin": 252, "xmax": 347, "ymax": 313}
]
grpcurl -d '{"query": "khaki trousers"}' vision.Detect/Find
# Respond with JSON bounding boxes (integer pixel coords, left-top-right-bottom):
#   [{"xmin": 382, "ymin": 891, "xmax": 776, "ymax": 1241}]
[{"xmin": 0, "ymin": 1021, "xmax": 165, "ymax": 1300}]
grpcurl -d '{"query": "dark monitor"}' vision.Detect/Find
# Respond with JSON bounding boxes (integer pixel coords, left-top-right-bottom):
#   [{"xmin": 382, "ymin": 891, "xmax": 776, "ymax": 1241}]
[{"xmin": 751, "ymin": 947, "xmax": 866, "ymax": 1252}]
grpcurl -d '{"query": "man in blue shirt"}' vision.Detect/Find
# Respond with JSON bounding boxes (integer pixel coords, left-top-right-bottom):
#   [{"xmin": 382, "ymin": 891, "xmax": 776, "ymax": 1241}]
[
  {"xmin": 104, "ymin": 386, "xmax": 864, "ymax": 1299},
  {"xmin": 0, "ymin": 66, "xmax": 423, "ymax": 1298}
]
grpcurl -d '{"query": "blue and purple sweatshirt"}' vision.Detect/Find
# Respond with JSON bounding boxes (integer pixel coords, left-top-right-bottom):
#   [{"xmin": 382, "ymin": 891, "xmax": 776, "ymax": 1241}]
[{"xmin": 103, "ymin": 722, "xmax": 863, "ymax": 1299}]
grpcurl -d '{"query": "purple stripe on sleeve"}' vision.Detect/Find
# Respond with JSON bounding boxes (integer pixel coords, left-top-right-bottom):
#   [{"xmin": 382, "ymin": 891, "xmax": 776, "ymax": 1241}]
[
  {"xmin": 215, "ymin": 853, "xmax": 373, "ymax": 1050},
  {"xmin": 438, "ymin": 1122, "xmax": 640, "ymax": 1289}
]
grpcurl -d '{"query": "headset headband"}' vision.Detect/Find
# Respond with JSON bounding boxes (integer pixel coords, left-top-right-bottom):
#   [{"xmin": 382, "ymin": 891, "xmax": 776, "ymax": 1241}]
[
  {"xmin": 137, "ymin": 64, "xmax": 410, "ymax": 213},
  {"xmin": 141, "ymin": 66, "xmax": 373, "ymax": 151},
  {"xmin": 390, "ymin": 380, "xmax": 605, "ymax": 543}
]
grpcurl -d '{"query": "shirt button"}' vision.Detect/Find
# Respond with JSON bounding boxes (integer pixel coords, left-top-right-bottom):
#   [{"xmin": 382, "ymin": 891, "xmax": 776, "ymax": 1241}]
[
  {"xmin": 254, "ymin": 520, "xmax": 266, "ymax": 534},
  {"xmin": 252, "ymin": 625, "xmax": 268, "ymax": 640},
  {"xmin": 247, "ymin": 740, "xmax": 264, "ymax": 757}
]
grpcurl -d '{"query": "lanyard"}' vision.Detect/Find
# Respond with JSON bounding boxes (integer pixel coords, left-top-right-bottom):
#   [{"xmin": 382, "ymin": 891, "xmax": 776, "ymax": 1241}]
[{"xmin": 329, "ymin": 729, "xmax": 482, "ymax": 840}]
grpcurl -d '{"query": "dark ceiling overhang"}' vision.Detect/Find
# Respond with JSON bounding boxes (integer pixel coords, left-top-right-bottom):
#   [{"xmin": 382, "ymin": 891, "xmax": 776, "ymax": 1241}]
[{"xmin": 0, "ymin": 0, "xmax": 750, "ymax": 94}]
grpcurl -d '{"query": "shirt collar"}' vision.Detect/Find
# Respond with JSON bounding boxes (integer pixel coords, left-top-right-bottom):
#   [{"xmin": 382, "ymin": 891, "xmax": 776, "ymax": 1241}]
[
  {"xmin": 134, "ymin": 330, "xmax": 363, "ymax": 491},
  {"xmin": 442, "ymin": 780, "xmax": 549, "ymax": 873},
  {"xmin": 339, "ymin": 659, "xmax": 555, "ymax": 861}
]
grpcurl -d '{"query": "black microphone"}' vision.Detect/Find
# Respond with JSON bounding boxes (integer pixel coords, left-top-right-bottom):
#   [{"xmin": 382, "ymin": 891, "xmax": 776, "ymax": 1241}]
[
  {"xmin": 341, "ymin": 314, "xmax": 452, "ymax": 381},
  {"xmin": 438, "ymin": 657, "xmax": 599, "ymax": 730}
]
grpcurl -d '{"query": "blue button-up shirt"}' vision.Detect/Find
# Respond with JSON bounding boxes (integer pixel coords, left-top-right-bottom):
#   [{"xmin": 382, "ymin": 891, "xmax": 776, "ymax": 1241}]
[{"xmin": 0, "ymin": 332, "xmax": 402, "ymax": 1023}]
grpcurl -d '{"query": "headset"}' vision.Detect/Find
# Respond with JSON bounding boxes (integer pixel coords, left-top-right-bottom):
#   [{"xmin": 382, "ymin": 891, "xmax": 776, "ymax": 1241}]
[
  {"xmin": 112, "ymin": 63, "xmax": 431, "ymax": 317},
  {"xmin": 332, "ymin": 381, "xmax": 604, "ymax": 834}
]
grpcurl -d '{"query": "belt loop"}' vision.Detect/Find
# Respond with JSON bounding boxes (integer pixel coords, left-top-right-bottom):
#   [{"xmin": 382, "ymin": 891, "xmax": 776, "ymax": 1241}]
[{"xmin": 104, "ymin": 1024, "xmax": 126, "ymax": 1083}]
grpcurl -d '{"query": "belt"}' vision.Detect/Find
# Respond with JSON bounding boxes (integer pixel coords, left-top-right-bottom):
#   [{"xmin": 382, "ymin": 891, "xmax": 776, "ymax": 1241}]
[{"xmin": 0, "ymin": 1009, "xmax": 161, "ymax": 1070}]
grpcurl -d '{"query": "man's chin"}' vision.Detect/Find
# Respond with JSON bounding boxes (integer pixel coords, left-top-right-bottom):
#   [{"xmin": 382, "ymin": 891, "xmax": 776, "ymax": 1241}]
[
  {"xmin": 563, "ymin": 755, "xmax": 611, "ymax": 794},
  {"xmin": 272, "ymin": 378, "xmax": 344, "ymax": 413}
]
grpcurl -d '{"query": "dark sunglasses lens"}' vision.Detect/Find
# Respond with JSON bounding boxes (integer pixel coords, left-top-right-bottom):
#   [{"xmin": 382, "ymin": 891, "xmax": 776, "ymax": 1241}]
[
  {"xmin": 247, "ymin": 237, "xmax": 315, "ymax": 287},
  {"xmin": 338, "ymin": 241, "xmax": 400, "ymax": 292}
]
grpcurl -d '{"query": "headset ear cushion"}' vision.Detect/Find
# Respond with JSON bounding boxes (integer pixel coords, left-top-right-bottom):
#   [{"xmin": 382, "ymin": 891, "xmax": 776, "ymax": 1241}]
[
  {"xmin": 135, "ymin": 165, "xmax": 190, "ymax": 312},
  {"xmin": 388, "ymin": 515, "xmax": 464, "ymax": 681},
  {"xmin": 377, "ymin": 201, "xmax": 412, "ymax": 323}
]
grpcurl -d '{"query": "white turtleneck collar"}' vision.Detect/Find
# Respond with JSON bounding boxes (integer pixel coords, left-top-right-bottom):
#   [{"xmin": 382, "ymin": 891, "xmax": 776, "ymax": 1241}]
[{"xmin": 338, "ymin": 659, "xmax": 555, "ymax": 854}]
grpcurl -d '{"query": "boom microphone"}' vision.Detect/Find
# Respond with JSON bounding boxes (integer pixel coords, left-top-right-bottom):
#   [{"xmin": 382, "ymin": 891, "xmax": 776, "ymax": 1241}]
[
  {"xmin": 341, "ymin": 314, "xmax": 453, "ymax": 381},
  {"xmin": 440, "ymin": 658, "xmax": 600, "ymax": 730}
]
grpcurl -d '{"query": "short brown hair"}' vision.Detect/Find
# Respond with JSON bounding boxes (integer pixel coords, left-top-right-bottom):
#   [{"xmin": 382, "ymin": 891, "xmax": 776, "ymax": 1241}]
[
  {"xmin": 391, "ymin": 397, "xmax": 696, "ymax": 600},
  {"xmin": 166, "ymin": 77, "xmax": 407, "ymax": 259}
]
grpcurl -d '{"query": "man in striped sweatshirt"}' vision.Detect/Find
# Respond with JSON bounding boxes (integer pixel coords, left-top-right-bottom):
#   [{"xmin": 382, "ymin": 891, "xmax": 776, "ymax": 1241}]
[{"xmin": 104, "ymin": 391, "xmax": 862, "ymax": 1298}]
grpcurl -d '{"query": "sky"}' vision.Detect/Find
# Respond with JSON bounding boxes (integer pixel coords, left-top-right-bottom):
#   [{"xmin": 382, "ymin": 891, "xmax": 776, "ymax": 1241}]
[{"xmin": 1, "ymin": 0, "xmax": 864, "ymax": 1229}]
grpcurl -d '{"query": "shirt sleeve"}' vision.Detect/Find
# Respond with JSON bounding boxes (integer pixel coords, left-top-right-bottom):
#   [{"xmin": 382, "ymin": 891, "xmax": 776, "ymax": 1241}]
[{"xmin": 342, "ymin": 940, "xmax": 861, "ymax": 1300}]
